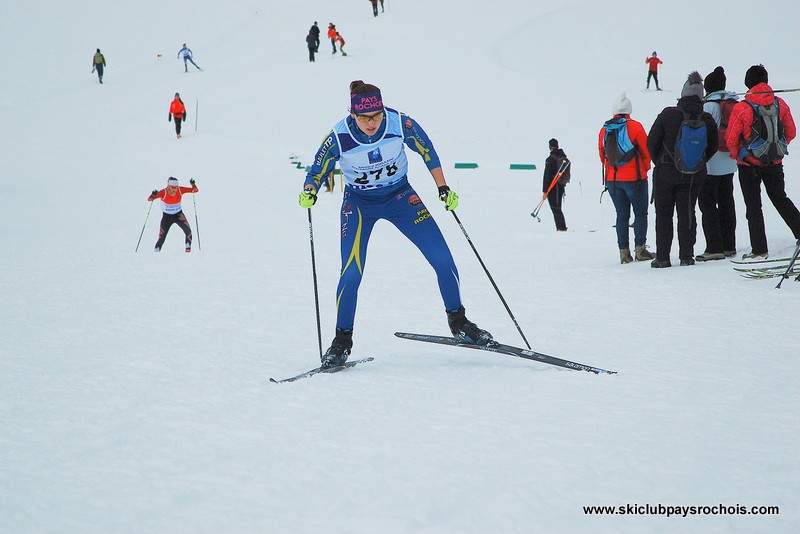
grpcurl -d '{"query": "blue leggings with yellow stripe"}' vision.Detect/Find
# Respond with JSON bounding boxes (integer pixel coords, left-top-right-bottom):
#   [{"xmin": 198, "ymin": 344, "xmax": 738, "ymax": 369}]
[{"xmin": 335, "ymin": 181, "xmax": 461, "ymax": 331}]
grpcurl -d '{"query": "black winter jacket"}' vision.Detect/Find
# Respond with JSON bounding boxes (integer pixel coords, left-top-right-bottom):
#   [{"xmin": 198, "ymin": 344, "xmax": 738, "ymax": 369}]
[
  {"xmin": 647, "ymin": 96, "xmax": 718, "ymax": 180},
  {"xmin": 543, "ymin": 148, "xmax": 568, "ymax": 192}
]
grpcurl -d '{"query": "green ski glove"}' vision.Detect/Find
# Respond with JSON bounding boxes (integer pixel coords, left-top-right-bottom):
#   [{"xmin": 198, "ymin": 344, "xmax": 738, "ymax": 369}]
[
  {"xmin": 438, "ymin": 185, "xmax": 459, "ymax": 211},
  {"xmin": 299, "ymin": 187, "xmax": 317, "ymax": 208}
]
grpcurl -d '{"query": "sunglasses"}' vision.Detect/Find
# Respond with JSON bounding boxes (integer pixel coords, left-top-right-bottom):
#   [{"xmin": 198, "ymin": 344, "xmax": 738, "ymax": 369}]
[{"xmin": 354, "ymin": 110, "xmax": 385, "ymax": 124}]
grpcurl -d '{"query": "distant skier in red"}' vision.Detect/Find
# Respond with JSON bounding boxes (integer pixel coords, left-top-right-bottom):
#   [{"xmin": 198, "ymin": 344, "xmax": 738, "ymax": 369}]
[
  {"xmin": 645, "ymin": 51, "xmax": 663, "ymax": 91},
  {"xmin": 148, "ymin": 177, "xmax": 198, "ymax": 252}
]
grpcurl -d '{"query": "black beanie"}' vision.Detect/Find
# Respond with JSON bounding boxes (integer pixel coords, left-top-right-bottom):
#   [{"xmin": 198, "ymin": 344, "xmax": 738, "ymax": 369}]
[
  {"xmin": 744, "ymin": 65, "xmax": 768, "ymax": 89},
  {"xmin": 704, "ymin": 66, "xmax": 726, "ymax": 94},
  {"xmin": 548, "ymin": 138, "xmax": 558, "ymax": 149}
]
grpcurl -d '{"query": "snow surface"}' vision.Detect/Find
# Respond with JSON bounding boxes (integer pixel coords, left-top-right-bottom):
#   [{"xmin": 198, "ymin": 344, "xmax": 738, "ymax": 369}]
[{"xmin": 1, "ymin": 0, "xmax": 799, "ymax": 532}]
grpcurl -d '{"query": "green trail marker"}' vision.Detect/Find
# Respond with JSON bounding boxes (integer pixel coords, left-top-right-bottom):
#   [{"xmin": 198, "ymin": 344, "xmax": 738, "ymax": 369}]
[
  {"xmin": 454, "ymin": 163, "xmax": 478, "ymax": 169},
  {"xmin": 509, "ymin": 164, "xmax": 536, "ymax": 170}
]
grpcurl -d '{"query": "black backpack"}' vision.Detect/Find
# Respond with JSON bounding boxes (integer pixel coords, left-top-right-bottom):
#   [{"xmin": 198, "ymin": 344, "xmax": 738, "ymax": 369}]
[
  {"xmin": 741, "ymin": 100, "xmax": 788, "ymax": 163},
  {"xmin": 555, "ymin": 155, "xmax": 571, "ymax": 184}
]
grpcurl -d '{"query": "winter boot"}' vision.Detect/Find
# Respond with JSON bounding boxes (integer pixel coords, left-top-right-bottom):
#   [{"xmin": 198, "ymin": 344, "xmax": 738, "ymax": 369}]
[
  {"xmin": 620, "ymin": 248, "xmax": 633, "ymax": 264},
  {"xmin": 635, "ymin": 244, "xmax": 655, "ymax": 261},
  {"xmin": 695, "ymin": 251, "xmax": 725, "ymax": 262},
  {"xmin": 680, "ymin": 257, "xmax": 696, "ymax": 266},
  {"xmin": 742, "ymin": 252, "xmax": 768, "ymax": 261},
  {"xmin": 447, "ymin": 306, "xmax": 492, "ymax": 345},
  {"xmin": 651, "ymin": 258, "xmax": 672, "ymax": 269},
  {"xmin": 321, "ymin": 328, "xmax": 352, "ymax": 368}
]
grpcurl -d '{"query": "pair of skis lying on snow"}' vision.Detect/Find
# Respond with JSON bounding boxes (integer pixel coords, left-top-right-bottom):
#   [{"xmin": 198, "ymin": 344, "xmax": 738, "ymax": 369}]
[{"xmin": 269, "ymin": 332, "xmax": 617, "ymax": 383}]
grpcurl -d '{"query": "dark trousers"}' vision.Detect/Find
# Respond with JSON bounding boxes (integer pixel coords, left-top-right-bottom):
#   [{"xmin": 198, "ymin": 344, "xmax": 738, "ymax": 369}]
[
  {"xmin": 94, "ymin": 63, "xmax": 104, "ymax": 82},
  {"xmin": 372, "ymin": 3, "xmax": 379, "ymax": 16},
  {"xmin": 646, "ymin": 71, "xmax": 660, "ymax": 89},
  {"xmin": 698, "ymin": 173, "xmax": 737, "ymax": 254},
  {"xmin": 653, "ymin": 171, "xmax": 703, "ymax": 261},
  {"xmin": 547, "ymin": 185, "xmax": 567, "ymax": 231},
  {"xmin": 308, "ymin": 46, "xmax": 315, "ymax": 62},
  {"xmin": 173, "ymin": 117, "xmax": 183, "ymax": 135},
  {"xmin": 331, "ymin": 37, "xmax": 337, "ymax": 53},
  {"xmin": 738, "ymin": 163, "xmax": 800, "ymax": 255},
  {"xmin": 155, "ymin": 212, "xmax": 192, "ymax": 250}
]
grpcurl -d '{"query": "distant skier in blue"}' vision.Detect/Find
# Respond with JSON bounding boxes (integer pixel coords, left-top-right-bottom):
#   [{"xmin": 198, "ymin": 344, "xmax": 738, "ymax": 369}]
[
  {"xmin": 177, "ymin": 44, "xmax": 202, "ymax": 72},
  {"xmin": 299, "ymin": 80, "xmax": 492, "ymax": 368}
]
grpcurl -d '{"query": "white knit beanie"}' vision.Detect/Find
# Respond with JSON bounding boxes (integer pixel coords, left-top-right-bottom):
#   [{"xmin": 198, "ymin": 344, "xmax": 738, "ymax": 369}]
[{"xmin": 612, "ymin": 92, "xmax": 632, "ymax": 115}]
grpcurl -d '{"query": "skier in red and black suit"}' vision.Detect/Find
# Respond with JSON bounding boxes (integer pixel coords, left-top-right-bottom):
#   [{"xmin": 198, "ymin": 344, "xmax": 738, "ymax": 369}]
[{"xmin": 148, "ymin": 177, "xmax": 198, "ymax": 252}]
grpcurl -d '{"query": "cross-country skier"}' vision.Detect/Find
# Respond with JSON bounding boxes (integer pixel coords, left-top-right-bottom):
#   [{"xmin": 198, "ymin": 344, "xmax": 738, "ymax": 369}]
[
  {"xmin": 298, "ymin": 80, "xmax": 492, "ymax": 368},
  {"xmin": 148, "ymin": 177, "xmax": 198, "ymax": 252},
  {"xmin": 177, "ymin": 43, "xmax": 202, "ymax": 72}
]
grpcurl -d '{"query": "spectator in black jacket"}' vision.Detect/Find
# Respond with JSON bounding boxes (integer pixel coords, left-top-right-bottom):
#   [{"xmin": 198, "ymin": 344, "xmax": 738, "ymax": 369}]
[
  {"xmin": 306, "ymin": 30, "xmax": 316, "ymax": 62},
  {"xmin": 542, "ymin": 138, "xmax": 569, "ymax": 232},
  {"xmin": 647, "ymin": 72, "xmax": 718, "ymax": 267},
  {"xmin": 309, "ymin": 21, "xmax": 320, "ymax": 52}
]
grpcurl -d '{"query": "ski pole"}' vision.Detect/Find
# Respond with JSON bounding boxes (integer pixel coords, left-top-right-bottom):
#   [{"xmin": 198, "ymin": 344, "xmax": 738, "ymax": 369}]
[
  {"xmin": 532, "ymin": 160, "xmax": 568, "ymax": 221},
  {"xmin": 449, "ymin": 210, "xmax": 532, "ymax": 349},
  {"xmin": 775, "ymin": 241, "xmax": 800, "ymax": 289},
  {"xmin": 307, "ymin": 209, "xmax": 323, "ymax": 359},
  {"xmin": 135, "ymin": 200, "xmax": 155, "ymax": 252},
  {"xmin": 192, "ymin": 188, "xmax": 201, "ymax": 251},
  {"xmin": 734, "ymin": 88, "xmax": 800, "ymax": 96}
]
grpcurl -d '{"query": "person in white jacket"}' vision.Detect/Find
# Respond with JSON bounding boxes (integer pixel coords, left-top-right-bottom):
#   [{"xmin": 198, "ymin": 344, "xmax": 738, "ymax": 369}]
[{"xmin": 697, "ymin": 66, "xmax": 739, "ymax": 261}]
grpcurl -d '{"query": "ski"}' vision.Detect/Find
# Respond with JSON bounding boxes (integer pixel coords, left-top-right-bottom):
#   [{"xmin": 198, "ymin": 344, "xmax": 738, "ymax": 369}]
[
  {"xmin": 733, "ymin": 263, "xmax": 789, "ymax": 273},
  {"xmin": 739, "ymin": 267, "xmax": 799, "ymax": 279},
  {"xmin": 730, "ymin": 256, "xmax": 791, "ymax": 265},
  {"xmin": 394, "ymin": 332, "xmax": 616, "ymax": 375},
  {"xmin": 270, "ymin": 357, "xmax": 374, "ymax": 384}
]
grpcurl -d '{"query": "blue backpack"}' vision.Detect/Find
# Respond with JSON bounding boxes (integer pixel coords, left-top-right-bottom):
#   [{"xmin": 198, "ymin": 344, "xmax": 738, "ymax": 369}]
[
  {"xmin": 673, "ymin": 110, "xmax": 708, "ymax": 174},
  {"xmin": 603, "ymin": 118, "xmax": 637, "ymax": 168}
]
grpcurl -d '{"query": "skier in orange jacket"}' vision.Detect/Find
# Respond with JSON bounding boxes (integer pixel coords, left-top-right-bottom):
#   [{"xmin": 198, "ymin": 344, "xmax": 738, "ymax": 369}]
[
  {"xmin": 168, "ymin": 93, "xmax": 186, "ymax": 138},
  {"xmin": 147, "ymin": 177, "xmax": 199, "ymax": 252},
  {"xmin": 645, "ymin": 52, "xmax": 663, "ymax": 91}
]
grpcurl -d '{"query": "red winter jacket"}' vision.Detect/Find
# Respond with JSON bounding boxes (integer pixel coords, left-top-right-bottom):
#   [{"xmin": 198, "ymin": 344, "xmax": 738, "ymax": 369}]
[
  {"xmin": 645, "ymin": 56, "xmax": 662, "ymax": 73},
  {"xmin": 169, "ymin": 98, "xmax": 186, "ymax": 119},
  {"xmin": 726, "ymin": 82, "xmax": 796, "ymax": 166},
  {"xmin": 597, "ymin": 115, "xmax": 652, "ymax": 181}
]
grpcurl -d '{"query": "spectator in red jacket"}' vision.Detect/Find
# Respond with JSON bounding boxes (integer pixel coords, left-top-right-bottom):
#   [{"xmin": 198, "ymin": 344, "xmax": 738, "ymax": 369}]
[
  {"xmin": 327, "ymin": 23, "xmax": 338, "ymax": 54},
  {"xmin": 726, "ymin": 64, "xmax": 800, "ymax": 260},
  {"xmin": 169, "ymin": 93, "xmax": 186, "ymax": 139},
  {"xmin": 148, "ymin": 177, "xmax": 199, "ymax": 252},
  {"xmin": 334, "ymin": 32, "xmax": 347, "ymax": 56},
  {"xmin": 645, "ymin": 52, "xmax": 663, "ymax": 91},
  {"xmin": 598, "ymin": 92, "xmax": 655, "ymax": 264}
]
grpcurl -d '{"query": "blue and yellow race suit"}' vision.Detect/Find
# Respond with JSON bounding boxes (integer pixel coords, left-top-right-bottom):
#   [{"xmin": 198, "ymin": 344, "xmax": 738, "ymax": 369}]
[{"xmin": 304, "ymin": 108, "xmax": 461, "ymax": 332}]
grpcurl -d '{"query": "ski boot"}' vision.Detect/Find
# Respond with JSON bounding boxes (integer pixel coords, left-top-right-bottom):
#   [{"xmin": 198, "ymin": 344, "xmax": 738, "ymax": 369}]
[
  {"xmin": 447, "ymin": 306, "xmax": 492, "ymax": 346},
  {"xmin": 321, "ymin": 328, "xmax": 352, "ymax": 369}
]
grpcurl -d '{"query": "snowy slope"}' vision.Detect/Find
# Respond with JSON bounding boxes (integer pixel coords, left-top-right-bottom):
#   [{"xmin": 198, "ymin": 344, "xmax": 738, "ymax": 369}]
[{"xmin": 1, "ymin": 0, "xmax": 799, "ymax": 533}]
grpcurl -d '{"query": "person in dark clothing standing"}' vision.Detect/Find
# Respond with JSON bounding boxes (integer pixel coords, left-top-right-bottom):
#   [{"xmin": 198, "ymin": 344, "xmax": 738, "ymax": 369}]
[
  {"xmin": 542, "ymin": 138, "xmax": 569, "ymax": 232},
  {"xmin": 696, "ymin": 66, "xmax": 739, "ymax": 261},
  {"xmin": 726, "ymin": 64, "xmax": 800, "ymax": 260},
  {"xmin": 309, "ymin": 22, "xmax": 320, "ymax": 52},
  {"xmin": 306, "ymin": 30, "xmax": 316, "ymax": 62},
  {"xmin": 647, "ymin": 72, "xmax": 719, "ymax": 267},
  {"xmin": 370, "ymin": 0, "xmax": 379, "ymax": 17},
  {"xmin": 92, "ymin": 49, "xmax": 106, "ymax": 84}
]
